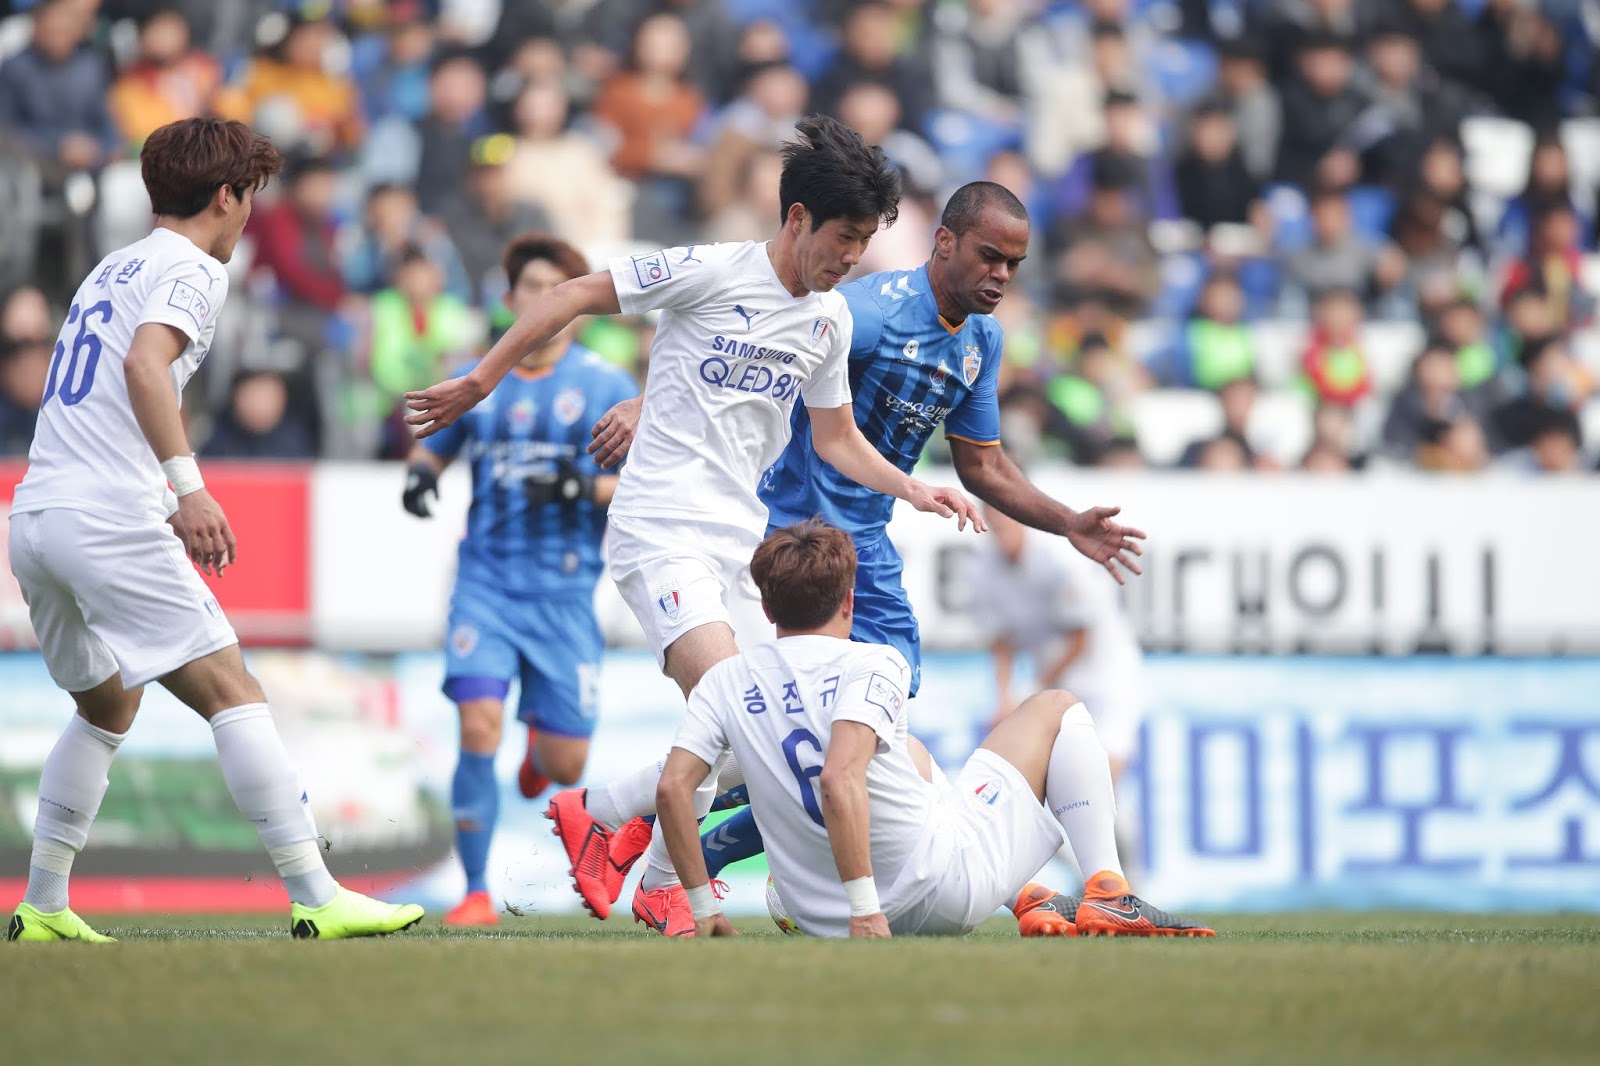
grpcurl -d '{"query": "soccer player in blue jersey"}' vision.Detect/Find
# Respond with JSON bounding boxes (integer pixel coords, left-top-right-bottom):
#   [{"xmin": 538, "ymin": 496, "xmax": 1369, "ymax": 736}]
[
  {"xmin": 588, "ymin": 181, "xmax": 1146, "ymax": 889},
  {"xmin": 401, "ymin": 233, "xmax": 638, "ymax": 926}
]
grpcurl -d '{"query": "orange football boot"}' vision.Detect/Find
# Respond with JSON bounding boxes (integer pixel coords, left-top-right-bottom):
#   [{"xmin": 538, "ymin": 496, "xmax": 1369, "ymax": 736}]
[
  {"xmin": 1074, "ymin": 871, "xmax": 1215, "ymax": 938},
  {"xmin": 545, "ymin": 788, "xmax": 621, "ymax": 919},
  {"xmin": 632, "ymin": 882, "xmax": 696, "ymax": 937},
  {"xmin": 442, "ymin": 890, "xmax": 499, "ymax": 927},
  {"xmin": 1012, "ymin": 882, "xmax": 1079, "ymax": 937},
  {"xmin": 517, "ymin": 728, "xmax": 551, "ymax": 799}
]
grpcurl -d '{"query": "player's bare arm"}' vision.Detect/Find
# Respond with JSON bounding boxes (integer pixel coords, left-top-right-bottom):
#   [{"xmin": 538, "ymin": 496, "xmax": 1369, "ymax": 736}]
[
  {"xmin": 950, "ymin": 439, "xmax": 1144, "ymax": 582},
  {"xmin": 587, "ymin": 394, "xmax": 643, "ymax": 469},
  {"xmin": 819, "ymin": 720, "xmax": 891, "ymax": 938},
  {"xmin": 405, "ymin": 271, "xmax": 622, "ymax": 438},
  {"xmin": 657, "ymin": 747, "xmax": 739, "ymax": 938},
  {"xmin": 125, "ymin": 321, "xmax": 235, "ymax": 575},
  {"xmin": 808, "ymin": 404, "xmax": 985, "ymax": 533}
]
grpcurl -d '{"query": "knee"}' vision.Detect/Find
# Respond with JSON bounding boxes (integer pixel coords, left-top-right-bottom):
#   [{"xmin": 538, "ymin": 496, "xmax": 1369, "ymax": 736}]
[
  {"xmin": 538, "ymin": 741, "xmax": 589, "ymax": 786},
  {"xmin": 1017, "ymin": 688, "xmax": 1082, "ymax": 723},
  {"xmin": 457, "ymin": 704, "xmax": 504, "ymax": 753}
]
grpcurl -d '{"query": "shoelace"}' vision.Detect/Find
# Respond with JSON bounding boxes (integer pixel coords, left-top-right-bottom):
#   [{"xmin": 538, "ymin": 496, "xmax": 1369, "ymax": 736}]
[{"xmin": 711, "ymin": 879, "xmax": 729, "ymax": 901}]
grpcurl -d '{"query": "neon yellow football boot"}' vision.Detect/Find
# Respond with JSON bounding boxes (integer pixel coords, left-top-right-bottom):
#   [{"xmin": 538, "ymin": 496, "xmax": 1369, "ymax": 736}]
[
  {"xmin": 289, "ymin": 887, "xmax": 424, "ymax": 940},
  {"xmin": 7, "ymin": 902, "xmax": 115, "ymax": 942}
]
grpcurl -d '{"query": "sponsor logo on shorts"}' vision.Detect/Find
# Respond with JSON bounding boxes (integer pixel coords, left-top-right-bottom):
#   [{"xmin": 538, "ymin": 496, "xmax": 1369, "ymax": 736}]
[
  {"xmin": 451, "ymin": 623, "xmax": 478, "ymax": 657},
  {"xmin": 655, "ymin": 582, "xmax": 681, "ymax": 621},
  {"xmin": 973, "ymin": 779, "xmax": 1002, "ymax": 806}
]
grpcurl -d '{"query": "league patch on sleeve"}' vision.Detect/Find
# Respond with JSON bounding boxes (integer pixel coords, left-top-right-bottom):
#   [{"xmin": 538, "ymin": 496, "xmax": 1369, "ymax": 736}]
[
  {"xmin": 167, "ymin": 279, "xmax": 211, "ymax": 328},
  {"xmin": 864, "ymin": 672, "xmax": 903, "ymax": 720},
  {"xmin": 631, "ymin": 250, "xmax": 671, "ymax": 289}
]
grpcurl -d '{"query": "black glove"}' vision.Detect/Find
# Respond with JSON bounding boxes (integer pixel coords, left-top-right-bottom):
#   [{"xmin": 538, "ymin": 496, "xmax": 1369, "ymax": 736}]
[
  {"xmin": 402, "ymin": 462, "xmax": 440, "ymax": 518},
  {"xmin": 524, "ymin": 457, "xmax": 595, "ymax": 508}
]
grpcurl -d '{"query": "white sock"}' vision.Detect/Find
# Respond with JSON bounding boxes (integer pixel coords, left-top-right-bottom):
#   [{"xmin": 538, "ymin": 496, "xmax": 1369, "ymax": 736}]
[
  {"xmin": 639, "ymin": 767, "xmax": 718, "ymax": 892},
  {"xmin": 25, "ymin": 715, "xmax": 125, "ymax": 912},
  {"xmin": 1044, "ymin": 702, "xmax": 1125, "ymax": 882},
  {"xmin": 209, "ymin": 703, "xmax": 336, "ymax": 907},
  {"xmin": 585, "ymin": 757, "xmax": 665, "ymax": 831}
]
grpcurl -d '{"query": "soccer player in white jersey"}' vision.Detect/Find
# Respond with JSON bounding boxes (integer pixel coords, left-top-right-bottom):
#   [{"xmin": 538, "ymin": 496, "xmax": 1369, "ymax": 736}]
[
  {"xmin": 5, "ymin": 118, "xmax": 423, "ymax": 942},
  {"xmin": 656, "ymin": 520, "xmax": 1213, "ymax": 938},
  {"xmin": 406, "ymin": 116, "xmax": 982, "ymax": 935}
]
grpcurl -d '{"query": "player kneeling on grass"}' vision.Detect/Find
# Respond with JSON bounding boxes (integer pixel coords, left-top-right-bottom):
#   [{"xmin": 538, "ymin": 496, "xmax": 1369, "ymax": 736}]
[
  {"xmin": 6, "ymin": 118, "xmax": 422, "ymax": 942},
  {"xmin": 656, "ymin": 520, "xmax": 1213, "ymax": 938}
]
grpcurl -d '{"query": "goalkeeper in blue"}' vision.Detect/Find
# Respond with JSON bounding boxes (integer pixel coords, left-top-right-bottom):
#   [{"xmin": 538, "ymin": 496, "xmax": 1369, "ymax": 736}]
[
  {"xmin": 586, "ymin": 181, "xmax": 1146, "ymax": 893},
  {"xmin": 402, "ymin": 233, "xmax": 637, "ymax": 926}
]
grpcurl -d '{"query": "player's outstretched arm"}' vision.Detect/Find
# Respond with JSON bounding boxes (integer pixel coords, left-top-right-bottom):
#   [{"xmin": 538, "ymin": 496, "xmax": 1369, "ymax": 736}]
[
  {"xmin": 819, "ymin": 722, "xmax": 891, "ymax": 938},
  {"xmin": 126, "ymin": 323, "xmax": 235, "ymax": 575},
  {"xmin": 657, "ymin": 747, "xmax": 738, "ymax": 938},
  {"xmin": 405, "ymin": 271, "xmax": 622, "ymax": 438},
  {"xmin": 807, "ymin": 405, "xmax": 986, "ymax": 533},
  {"xmin": 950, "ymin": 439, "xmax": 1145, "ymax": 583}
]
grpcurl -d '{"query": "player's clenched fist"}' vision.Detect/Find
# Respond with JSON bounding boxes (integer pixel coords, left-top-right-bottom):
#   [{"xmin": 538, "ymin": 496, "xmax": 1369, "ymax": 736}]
[
  {"xmin": 175, "ymin": 488, "xmax": 237, "ymax": 575},
  {"xmin": 405, "ymin": 375, "xmax": 488, "ymax": 438},
  {"xmin": 693, "ymin": 914, "xmax": 739, "ymax": 938}
]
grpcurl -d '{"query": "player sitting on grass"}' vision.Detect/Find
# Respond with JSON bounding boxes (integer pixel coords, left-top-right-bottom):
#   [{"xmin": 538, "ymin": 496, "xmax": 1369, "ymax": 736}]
[
  {"xmin": 401, "ymin": 233, "xmax": 637, "ymax": 927},
  {"xmin": 6, "ymin": 118, "xmax": 422, "ymax": 942},
  {"xmin": 655, "ymin": 520, "xmax": 1213, "ymax": 938}
]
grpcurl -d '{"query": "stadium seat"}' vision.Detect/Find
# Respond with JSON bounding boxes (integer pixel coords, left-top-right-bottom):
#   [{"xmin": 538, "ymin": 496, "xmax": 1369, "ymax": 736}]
[
  {"xmin": 1561, "ymin": 119, "xmax": 1600, "ymax": 208},
  {"xmin": 1151, "ymin": 40, "xmax": 1219, "ymax": 106},
  {"xmin": 94, "ymin": 160, "xmax": 152, "ymax": 256},
  {"xmin": 1462, "ymin": 116, "xmax": 1535, "ymax": 201},
  {"xmin": 1581, "ymin": 398, "xmax": 1600, "ymax": 452},
  {"xmin": 1247, "ymin": 388, "xmax": 1314, "ymax": 466},
  {"xmin": 1129, "ymin": 389, "xmax": 1223, "ymax": 466},
  {"xmin": 1251, "ymin": 320, "xmax": 1306, "ymax": 390},
  {"xmin": 1362, "ymin": 321, "xmax": 1425, "ymax": 397},
  {"xmin": 1346, "ymin": 185, "xmax": 1396, "ymax": 240},
  {"xmin": 1573, "ymin": 329, "xmax": 1600, "ymax": 375},
  {"xmin": 1266, "ymin": 184, "xmax": 1312, "ymax": 253}
]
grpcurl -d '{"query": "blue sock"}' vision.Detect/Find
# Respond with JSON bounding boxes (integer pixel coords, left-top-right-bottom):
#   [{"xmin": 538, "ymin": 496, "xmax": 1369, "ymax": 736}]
[
  {"xmin": 452, "ymin": 751, "xmax": 499, "ymax": 896},
  {"xmin": 701, "ymin": 807, "xmax": 766, "ymax": 878},
  {"xmin": 710, "ymin": 785, "xmax": 749, "ymax": 812}
]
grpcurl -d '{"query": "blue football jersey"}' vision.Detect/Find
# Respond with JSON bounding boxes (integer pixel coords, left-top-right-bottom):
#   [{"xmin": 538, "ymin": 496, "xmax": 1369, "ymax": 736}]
[
  {"xmin": 760, "ymin": 264, "xmax": 1004, "ymax": 536},
  {"xmin": 422, "ymin": 344, "xmax": 638, "ymax": 598}
]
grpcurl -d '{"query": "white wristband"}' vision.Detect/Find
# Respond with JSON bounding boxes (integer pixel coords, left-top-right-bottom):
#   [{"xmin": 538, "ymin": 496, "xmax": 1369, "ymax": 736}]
[
  {"xmin": 686, "ymin": 882, "xmax": 720, "ymax": 921},
  {"xmin": 843, "ymin": 876, "xmax": 880, "ymax": 917},
  {"xmin": 161, "ymin": 455, "xmax": 204, "ymax": 497}
]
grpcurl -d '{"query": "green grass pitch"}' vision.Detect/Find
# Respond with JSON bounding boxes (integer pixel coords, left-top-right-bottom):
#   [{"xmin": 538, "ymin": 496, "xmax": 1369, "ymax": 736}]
[{"xmin": 5, "ymin": 912, "xmax": 1598, "ymax": 1065}]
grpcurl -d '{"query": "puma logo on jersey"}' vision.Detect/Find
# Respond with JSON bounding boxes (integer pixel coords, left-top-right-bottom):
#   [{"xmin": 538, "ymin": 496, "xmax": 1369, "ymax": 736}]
[{"xmin": 732, "ymin": 304, "xmax": 761, "ymax": 331}]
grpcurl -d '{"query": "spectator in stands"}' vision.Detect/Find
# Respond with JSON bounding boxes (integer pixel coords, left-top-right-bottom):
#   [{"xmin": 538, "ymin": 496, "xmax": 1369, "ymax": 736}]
[
  {"xmin": 1274, "ymin": 31, "xmax": 1370, "ymax": 189},
  {"xmin": 250, "ymin": 153, "xmax": 346, "ymax": 317},
  {"xmin": 440, "ymin": 135, "xmax": 551, "ymax": 307},
  {"xmin": 1415, "ymin": 411, "xmax": 1491, "ymax": 472},
  {"xmin": 1053, "ymin": 153, "xmax": 1161, "ymax": 318},
  {"xmin": 931, "ymin": 0, "xmax": 1050, "ymax": 136},
  {"xmin": 834, "ymin": 80, "xmax": 943, "ymax": 270},
  {"xmin": 1029, "ymin": 20, "xmax": 1128, "ymax": 180},
  {"xmin": 1500, "ymin": 200, "xmax": 1594, "ymax": 330},
  {"xmin": 591, "ymin": 12, "xmax": 707, "ymax": 242},
  {"xmin": 214, "ymin": 13, "xmax": 362, "ymax": 156},
  {"xmin": 1174, "ymin": 272, "xmax": 1255, "ymax": 390},
  {"xmin": 698, "ymin": 61, "xmax": 807, "ymax": 223},
  {"xmin": 1407, "ymin": 137, "xmax": 1483, "ymax": 257},
  {"xmin": 812, "ymin": 1, "xmax": 934, "ymax": 132},
  {"xmin": 350, "ymin": 1, "xmax": 435, "ymax": 125},
  {"xmin": 108, "ymin": 7, "xmax": 224, "ymax": 148},
  {"xmin": 504, "ymin": 80, "xmax": 633, "ymax": 245},
  {"xmin": 1387, "ymin": 188, "xmax": 1471, "ymax": 313},
  {"xmin": 1490, "ymin": 335, "xmax": 1593, "ymax": 452},
  {"xmin": 1352, "ymin": 18, "xmax": 1467, "ymax": 190},
  {"xmin": 1175, "ymin": 99, "xmax": 1266, "ymax": 233},
  {"xmin": 1498, "ymin": 285, "xmax": 1559, "ymax": 370},
  {"xmin": 341, "ymin": 183, "xmax": 471, "ymax": 302},
  {"xmin": 1436, "ymin": 298, "xmax": 1497, "ymax": 390},
  {"xmin": 1094, "ymin": 437, "xmax": 1145, "ymax": 469},
  {"xmin": 0, "ymin": 0, "xmax": 118, "ymax": 173},
  {"xmin": 1179, "ymin": 374, "xmax": 1268, "ymax": 470},
  {"xmin": 1054, "ymin": 90, "xmax": 1175, "ymax": 224},
  {"xmin": 1382, "ymin": 340, "xmax": 1477, "ymax": 458},
  {"xmin": 1301, "ymin": 441, "xmax": 1355, "ymax": 473},
  {"xmin": 200, "ymin": 370, "xmax": 318, "ymax": 460},
  {"xmin": 365, "ymin": 245, "xmax": 480, "ymax": 458},
  {"xmin": 1395, "ymin": 0, "xmax": 1489, "ymax": 105},
  {"xmin": 1521, "ymin": 406, "xmax": 1584, "ymax": 474},
  {"xmin": 704, "ymin": 149, "xmax": 783, "ymax": 244},
  {"xmin": 0, "ymin": 285, "xmax": 53, "ymax": 455},
  {"xmin": 1301, "ymin": 288, "xmax": 1373, "ymax": 407},
  {"xmin": 1498, "ymin": 134, "xmax": 1595, "ymax": 259},
  {"xmin": 1216, "ymin": 35, "xmax": 1281, "ymax": 183},
  {"xmin": 413, "ymin": 48, "xmax": 492, "ymax": 217},
  {"xmin": 1476, "ymin": 0, "xmax": 1566, "ymax": 129},
  {"xmin": 1249, "ymin": 0, "xmax": 1369, "ymax": 81},
  {"xmin": 1285, "ymin": 185, "xmax": 1406, "ymax": 307},
  {"xmin": 1309, "ymin": 401, "xmax": 1366, "ymax": 469},
  {"xmin": 1043, "ymin": 332, "xmax": 1128, "ymax": 466}
]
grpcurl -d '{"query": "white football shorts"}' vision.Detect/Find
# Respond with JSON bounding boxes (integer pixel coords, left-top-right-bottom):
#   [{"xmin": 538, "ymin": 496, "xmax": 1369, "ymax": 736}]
[
  {"xmin": 607, "ymin": 514, "xmax": 775, "ymax": 669},
  {"xmin": 8, "ymin": 508, "xmax": 238, "ymax": 691}
]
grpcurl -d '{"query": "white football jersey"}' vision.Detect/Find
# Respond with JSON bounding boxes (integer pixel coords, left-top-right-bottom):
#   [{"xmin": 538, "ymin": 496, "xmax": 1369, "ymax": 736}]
[
  {"xmin": 608, "ymin": 242, "xmax": 852, "ymax": 536},
  {"xmin": 673, "ymin": 634, "xmax": 955, "ymax": 938},
  {"xmin": 11, "ymin": 228, "xmax": 228, "ymax": 526}
]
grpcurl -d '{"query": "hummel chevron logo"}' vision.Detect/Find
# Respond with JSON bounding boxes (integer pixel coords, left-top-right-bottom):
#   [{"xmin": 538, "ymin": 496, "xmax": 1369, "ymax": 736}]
[
  {"xmin": 704, "ymin": 824, "xmax": 739, "ymax": 852},
  {"xmin": 879, "ymin": 275, "xmax": 921, "ymax": 300}
]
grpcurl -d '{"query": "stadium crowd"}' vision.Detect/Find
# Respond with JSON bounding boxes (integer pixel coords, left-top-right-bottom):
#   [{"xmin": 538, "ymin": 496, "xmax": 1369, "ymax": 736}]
[{"xmin": 0, "ymin": 0, "xmax": 1597, "ymax": 474}]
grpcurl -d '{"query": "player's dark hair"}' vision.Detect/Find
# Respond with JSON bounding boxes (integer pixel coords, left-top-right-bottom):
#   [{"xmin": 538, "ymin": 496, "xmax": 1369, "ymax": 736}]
[
  {"xmin": 940, "ymin": 181, "xmax": 1028, "ymax": 238},
  {"xmin": 502, "ymin": 232, "xmax": 590, "ymax": 289},
  {"xmin": 778, "ymin": 115, "xmax": 901, "ymax": 231},
  {"xmin": 142, "ymin": 118, "xmax": 282, "ymax": 219},
  {"xmin": 751, "ymin": 519, "xmax": 857, "ymax": 630}
]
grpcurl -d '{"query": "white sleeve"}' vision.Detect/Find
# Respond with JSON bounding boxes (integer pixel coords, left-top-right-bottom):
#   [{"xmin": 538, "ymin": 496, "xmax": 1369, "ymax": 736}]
[
  {"xmin": 138, "ymin": 259, "xmax": 228, "ymax": 343},
  {"xmin": 672, "ymin": 671, "xmax": 732, "ymax": 767},
  {"xmin": 801, "ymin": 300, "xmax": 853, "ymax": 409},
  {"xmin": 609, "ymin": 245, "xmax": 722, "ymax": 316},
  {"xmin": 830, "ymin": 645, "xmax": 911, "ymax": 750}
]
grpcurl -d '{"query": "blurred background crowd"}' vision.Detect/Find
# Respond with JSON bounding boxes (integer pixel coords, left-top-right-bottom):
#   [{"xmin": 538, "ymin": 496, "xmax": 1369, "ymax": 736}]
[{"xmin": 0, "ymin": 0, "xmax": 1597, "ymax": 474}]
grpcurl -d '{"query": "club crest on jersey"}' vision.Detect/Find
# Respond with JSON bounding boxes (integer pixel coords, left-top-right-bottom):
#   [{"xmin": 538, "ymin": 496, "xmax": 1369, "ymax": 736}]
[
  {"xmin": 553, "ymin": 388, "xmax": 585, "ymax": 426},
  {"xmin": 451, "ymin": 623, "xmax": 478, "ymax": 657},
  {"xmin": 631, "ymin": 250, "xmax": 671, "ymax": 289},
  {"xmin": 509, "ymin": 398, "xmax": 535, "ymax": 430},
  {"xmin": 655, "ymin": 582, "xmax": 681, "ymax": 621},
  {"xmin": 973, "ymin": 779, "xmax": 1002, "ymax": 806},
  {"xmin": 930, "ymin": 362, "xmax": 950, "ymax": 393},
  {"xmin": 963, "ymin": 344, "xmax": 982, "ymax": 386}
]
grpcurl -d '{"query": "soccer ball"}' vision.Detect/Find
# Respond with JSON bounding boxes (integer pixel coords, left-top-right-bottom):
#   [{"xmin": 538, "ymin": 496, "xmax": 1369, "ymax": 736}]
[{"xmin": 766, "ymin": 874, "xmax": 804, "ymax": 936}]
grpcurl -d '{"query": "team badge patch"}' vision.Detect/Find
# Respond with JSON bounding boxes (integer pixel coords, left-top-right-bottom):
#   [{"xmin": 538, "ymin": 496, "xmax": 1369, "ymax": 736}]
[
  {"xmin": 632, "ymin": 250, "xmax": 671, "ymax": 289},
  {"xmin": 655, "ymin": 582, "xmax": 681, "ymax": 621},
  {"xmin": 450, "ymin": 623, "xmax": 478, "ymax": 657},
  {"xmin": 811, "ymin": 318, "xmax": 830, "ymax": 345},
  {"xmin": 973, "ymin": 779, "xmax": 1002, "ymax": 806},
  {"xmin": 553, "ymin": 388, "xmax": 585, "ymax": 426},
  {"xmin": 863, "ymin": 673, "xmax": 903, "ymax": 719},
  {"xmin": 167, "ymin": 279, "xmax": 210, "ymax": 328},
  {"xmin": 963, "ymin": 344, "xmax": 982, "ymax": 386}
]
